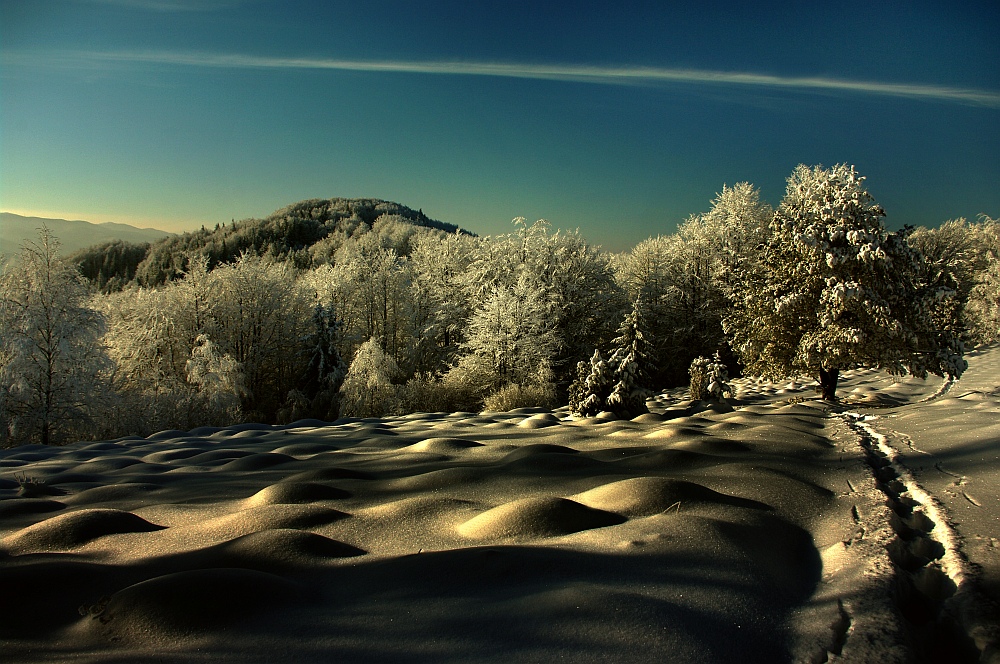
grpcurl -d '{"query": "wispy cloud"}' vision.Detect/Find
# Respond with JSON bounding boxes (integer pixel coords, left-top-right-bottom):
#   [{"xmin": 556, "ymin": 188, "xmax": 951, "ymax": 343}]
[
  {"xmin": 20, "ymin": 50, "xmax": 1000, "ymax": 108},
  {"xmin": 84, "ymin": 0, "xmax": 247, "ymax": 11}
]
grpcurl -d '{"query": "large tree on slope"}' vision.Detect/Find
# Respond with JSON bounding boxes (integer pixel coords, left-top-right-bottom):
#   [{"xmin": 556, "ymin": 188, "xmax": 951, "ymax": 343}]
[{"xmin": 723, "ymin": 164, "xmax": 966, "ymax": 400}]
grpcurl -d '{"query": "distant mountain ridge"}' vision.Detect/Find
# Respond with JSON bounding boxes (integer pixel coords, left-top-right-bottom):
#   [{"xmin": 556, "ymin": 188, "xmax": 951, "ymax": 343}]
[{"xmin": 0, "ymin": 212, "xmax": 174, "ymax": 262}]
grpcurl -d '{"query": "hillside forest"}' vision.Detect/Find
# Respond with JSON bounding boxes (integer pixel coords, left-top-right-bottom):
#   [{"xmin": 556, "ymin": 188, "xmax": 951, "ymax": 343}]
[{"xmin": 1, "ymin": 166, "xmax": 997, "ymax": 447}]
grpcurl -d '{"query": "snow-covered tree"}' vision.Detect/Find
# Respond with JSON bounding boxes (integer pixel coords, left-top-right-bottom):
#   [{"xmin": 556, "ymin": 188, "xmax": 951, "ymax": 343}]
[
  {"xmin": 207, "ymin": 253, "xmax": 311, "ymax": 419},
  {"xmin": 705, "ymin": 353, "xmax": 732, "ymax": 400},
  {"xmin": 405, "ymin": 232, "xmax": 476, "ymax": 374},
  {"xmin": 605, "ymin": 298, "xmax": 653, "ymax": 417},
  {"xmin": 699, "ymin": 182, "xmax": 773, "ymax": 265},
  {"xmin": 613, "ymin": 184, "xmax": 770, "ymax": 385},
  {"xmin": 533, "ymin": 228, "xmax": 624, "ymax": 381},
  {"xmin": 0, "ymin": 227, "xmax": 110, "ymax": 445},
  {"xmin": 724, "ymin": 164, "xmax": 966, "ymax": 400},
  {"xmin": 689, "ymin": 352, "xmax": 732, "ymax": 401},
  {"xmin": 339, "ymin": 338, "xmax": 400, "ymax": 418},
  {"xmin": 568, "ymin": 349, "xmax": 614, "ymax": 417},
  {"xmin": 461, "ymin": 218, "xmax": 620, "ymax": 390},
  {"xmin": 964, "ymin": 216, "xmax": 1000, "ymax": 344},
  {"xmin": 907, "ymin": 217, "xmax": 998, "ymax": 345},
  {"xmin": 456, "ymin": 271, "xmax": 561, "ymax": 395},
  {"xmin": 688, "ymin": 356, "xmax": 710, "ymax": 400},
  {"xmin": 909, "ymin": 215, "xmax": 999, "ymax": 346},
  {"xmin": 333, "ymin": 232, "xmax": 410, "ymax": 364},
  {"xmin": 185, "ymin": 334, "xmax": 245, "ymax": 423}
]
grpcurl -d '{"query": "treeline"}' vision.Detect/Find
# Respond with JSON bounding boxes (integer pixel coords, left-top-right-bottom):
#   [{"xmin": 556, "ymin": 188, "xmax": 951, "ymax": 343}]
[{"xmin": 2, "ymin": 172, "xmax": 998, "ymax": 447}]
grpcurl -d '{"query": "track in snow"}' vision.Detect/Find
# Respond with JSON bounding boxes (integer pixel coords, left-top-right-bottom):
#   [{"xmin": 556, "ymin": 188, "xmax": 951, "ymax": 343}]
[{"xmin": 841, "ymin": 411, "xmax": 980, "ymax": 662}]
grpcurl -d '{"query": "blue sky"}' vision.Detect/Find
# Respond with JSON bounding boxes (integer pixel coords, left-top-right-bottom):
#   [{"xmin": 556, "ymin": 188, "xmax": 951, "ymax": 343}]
[{"xmin": 2, "ymin": 1, "xmax": 998, "ymax": 251}]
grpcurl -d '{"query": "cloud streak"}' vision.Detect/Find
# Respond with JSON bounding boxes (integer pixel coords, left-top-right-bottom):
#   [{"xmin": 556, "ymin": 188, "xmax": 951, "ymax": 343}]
[
  {"xmin": 84, "ymin": 0, "xmax": 247, "ymax": 11},
  {"xmin": 26, "ymin": 50, "xmax": 1000, "ymax": 108}
]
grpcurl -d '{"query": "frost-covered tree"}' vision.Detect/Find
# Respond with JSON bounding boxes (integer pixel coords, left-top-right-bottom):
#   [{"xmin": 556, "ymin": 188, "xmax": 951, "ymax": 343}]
[
  {"xmin": 99, "ymin": 287, "xmax": 187, "ymax": 433},
  {"xmin": 964, "ymin": 216, "xmax": 1000, "ymax": 344},
  {"xmin": 333, "ymin": 232, "xmax": 410, "ymax": 364},
  {"xmin": 907, "ymin": 217, "xmax": 999, "ymax": 345},
  {"xmin": 339, "ymin": 338, "xmax": 400, "ymax": 418},
  {"xmin": 605, "ymin": 299, "xmax": 653, "ymax": 417},
  {"xmin": 207, "ymin": 253, "xmax": 311, "ymax": 419},
  {"xmin": 0, "ymin": 227, "xmax": 110, "ymax": 445},
  {"xmin": 724, "ymin": 164, "xmax": 966, "ymax": 400},
  {"xmin": 405, "ymin": 232, "xmax": 476, "ymax": 374},
  {"xmin": 910, "ymin": 215, "xmax": 999, "ymax": 346},
  {"xmin": 613, "ymin": 184, "xmax": 770, "ymax": 385},
  {"xmin": 185, "ymin": 334, "xmax": 245, "ymax": 423},
  {"xmin": 462, "ymin": 219, "xmax": 620, "ymax": 390},
  {"xmin": 456, "ymin": 271, "xmax": 561, "ymax": 396},
  {"xmin": 699, "ymin": 182, "xmax": 773, "ymax": 264},
  {"xmin": 568, "ymin": 349, "xmax": 614, "ymax": 417}
]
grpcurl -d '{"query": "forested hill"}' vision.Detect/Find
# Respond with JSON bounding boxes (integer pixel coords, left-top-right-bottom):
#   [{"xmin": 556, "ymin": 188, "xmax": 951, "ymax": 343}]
[{"xmin": 68, "ymin": 198, "xmax": 472, "ymax": 290}]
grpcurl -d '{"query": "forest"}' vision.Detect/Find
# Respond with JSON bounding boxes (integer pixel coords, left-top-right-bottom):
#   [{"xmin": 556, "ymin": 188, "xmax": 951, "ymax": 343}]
[{"xmin": 1, "ymin": 165, "xmax": 997, "ymax": 447}]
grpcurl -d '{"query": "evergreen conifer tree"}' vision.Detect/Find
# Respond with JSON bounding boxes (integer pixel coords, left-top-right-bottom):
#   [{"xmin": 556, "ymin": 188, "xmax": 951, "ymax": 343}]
[
  {"xmin": 568, "ymin": 349, "xmax": 614, "ymax": 416},
  {"xmin": 606, "ymin": 299, "xmax": 653, "ymax": 418}
]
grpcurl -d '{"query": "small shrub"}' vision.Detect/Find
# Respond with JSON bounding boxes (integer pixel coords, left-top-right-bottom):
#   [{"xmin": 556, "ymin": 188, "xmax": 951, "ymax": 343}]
[
  {"xmin": 689, "ymin": 356, "xmax": 711, "ymax": 400},
  {"xmin": 483, "ymin": 382, "xmax": 557, "ymax": 412},
  {"xmin": 395, "ymin": 372, "xmax": 475, "ymax": 414}
]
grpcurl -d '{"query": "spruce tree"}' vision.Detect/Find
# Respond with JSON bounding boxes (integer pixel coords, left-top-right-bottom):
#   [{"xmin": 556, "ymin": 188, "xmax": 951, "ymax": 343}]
[
  {"xmin": 568, "ymin": 349, "xmax": 614, "ymax": 417},
  {"xmin": 606, "ymin": 299, "xmax": 653, "ymax": 418}
]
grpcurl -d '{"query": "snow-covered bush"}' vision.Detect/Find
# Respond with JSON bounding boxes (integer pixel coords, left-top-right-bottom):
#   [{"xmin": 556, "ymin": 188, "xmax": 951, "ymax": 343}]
[
  {"xmin": 690, "ymin": 352, "xmax": 732, "ymax": 401},
  {"xmin": 394, "ymin": 371, "xmax": 477, "ymax": 414},
  {"xmin": 483, "ymin": 382, "xmax": 557, "ymax": 412}
]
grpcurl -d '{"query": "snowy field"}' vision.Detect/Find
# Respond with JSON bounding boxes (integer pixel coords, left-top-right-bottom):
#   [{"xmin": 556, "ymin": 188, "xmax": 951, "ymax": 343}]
[{"xmin": 1, "ymin": 348, "xmax": 998, "ymax": 663}]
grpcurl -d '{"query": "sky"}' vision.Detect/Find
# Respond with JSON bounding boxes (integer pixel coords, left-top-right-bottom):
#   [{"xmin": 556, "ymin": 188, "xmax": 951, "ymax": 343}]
[{"xmin": 1, "ymin": 1, "xmax": 998, "ymax": 252}]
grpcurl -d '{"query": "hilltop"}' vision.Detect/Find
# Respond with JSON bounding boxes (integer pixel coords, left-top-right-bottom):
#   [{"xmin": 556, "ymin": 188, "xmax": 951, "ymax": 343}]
[{"xmin": 63, "ymin": 198, "xmax": 471, "ymax": 290}]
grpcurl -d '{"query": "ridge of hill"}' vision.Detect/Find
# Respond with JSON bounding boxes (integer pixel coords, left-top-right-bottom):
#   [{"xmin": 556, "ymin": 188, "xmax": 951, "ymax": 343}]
[
  {"xmin": 19, "ymin": 199, "xmax": 471, "ymax": 290},
  {"xmin": 127, "ymin": 198, "xmax": 470, "ymax": 288},
  {"xmin": 0, "ymin": 213, "xmax": 174, "ymax": 263}
]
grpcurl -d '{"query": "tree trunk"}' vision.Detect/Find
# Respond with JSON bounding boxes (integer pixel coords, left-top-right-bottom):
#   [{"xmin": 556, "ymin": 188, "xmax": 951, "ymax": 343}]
[{"xmin": 819, "ymin": 367, "xmax": 840, "ymax": 401}]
